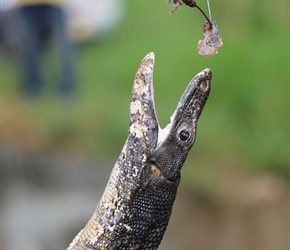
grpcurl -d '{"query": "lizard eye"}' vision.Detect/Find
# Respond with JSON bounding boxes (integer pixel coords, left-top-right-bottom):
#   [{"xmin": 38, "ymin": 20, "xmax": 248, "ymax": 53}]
[{"xmin": 179, "ymin": 130, "xmax": 190, "ymax": 141}]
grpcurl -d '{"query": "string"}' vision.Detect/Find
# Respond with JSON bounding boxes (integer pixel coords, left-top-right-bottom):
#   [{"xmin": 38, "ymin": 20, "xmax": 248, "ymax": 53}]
[{"xmin": 206, "ymin": 0, "xmax": 212, "ymax": 20}]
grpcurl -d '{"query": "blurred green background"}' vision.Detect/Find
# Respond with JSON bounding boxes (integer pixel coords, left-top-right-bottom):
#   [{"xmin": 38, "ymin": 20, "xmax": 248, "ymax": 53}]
[
  {"xmin": 3, "ymin": 0, "xmax": 288, "ymax": 176},
  {"xmin": 2, "ymin": 0, "xmax": 289, "ymax": 249}
]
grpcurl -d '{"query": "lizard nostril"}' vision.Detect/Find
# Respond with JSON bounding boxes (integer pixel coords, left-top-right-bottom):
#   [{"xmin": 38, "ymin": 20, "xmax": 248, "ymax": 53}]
[{"xmin": 201, "ymin": 80, "xmax": 208, "ymax": 91}]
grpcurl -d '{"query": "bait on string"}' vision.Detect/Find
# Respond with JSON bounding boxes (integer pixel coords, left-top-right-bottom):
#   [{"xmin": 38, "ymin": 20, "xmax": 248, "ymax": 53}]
[
  {"xmin": 168, "ymin": 0, "xmax": 223, "ymax": 56},
  {"xmin": 197, "ymin": 0, "xmax": 223, "ymax": 56}
]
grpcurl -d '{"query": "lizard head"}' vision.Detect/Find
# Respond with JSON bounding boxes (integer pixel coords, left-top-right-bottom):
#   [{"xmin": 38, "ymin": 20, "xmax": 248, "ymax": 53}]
[{"xmin": 127, "ymin": 52, "xmax": 211, "ymax": 184}]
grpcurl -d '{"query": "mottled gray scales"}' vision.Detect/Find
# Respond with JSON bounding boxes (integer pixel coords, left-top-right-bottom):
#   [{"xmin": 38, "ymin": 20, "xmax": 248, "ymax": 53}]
[{"xmin": 67, "ymin": 52, "xmax": 211, "ymax": 250}]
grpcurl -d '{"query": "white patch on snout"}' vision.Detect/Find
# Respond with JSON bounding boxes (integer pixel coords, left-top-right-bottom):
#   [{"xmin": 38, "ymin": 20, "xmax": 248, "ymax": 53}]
[
  {"xmin": 130, "ymin": 100, "xmax": 142, "ymax": 115},
  {"xmin": 129, "ymin": 123, "xmax": 144, "ymax": 138}
]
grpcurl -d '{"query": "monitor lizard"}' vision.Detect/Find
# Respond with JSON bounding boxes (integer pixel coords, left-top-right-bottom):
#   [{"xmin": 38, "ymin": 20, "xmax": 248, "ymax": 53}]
[{"xmin": 67, "ymin": 52, "xmax": 211, "ymax": 250}]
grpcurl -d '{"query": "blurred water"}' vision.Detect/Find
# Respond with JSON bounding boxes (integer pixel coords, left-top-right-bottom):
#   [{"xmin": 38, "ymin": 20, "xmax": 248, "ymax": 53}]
[
  {"xmin": 2, "ymin": 145, "xmax": 289, "ymax": 250},
  {"xmin": 2, "ymin": 145, "xmax": 111, "ymax": 250}
]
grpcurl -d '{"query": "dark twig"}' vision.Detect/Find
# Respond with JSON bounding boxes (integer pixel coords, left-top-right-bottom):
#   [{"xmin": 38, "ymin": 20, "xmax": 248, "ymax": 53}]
[{"xmin": 181, "ymin": 0, "xmax": 212, "ymax": 28}]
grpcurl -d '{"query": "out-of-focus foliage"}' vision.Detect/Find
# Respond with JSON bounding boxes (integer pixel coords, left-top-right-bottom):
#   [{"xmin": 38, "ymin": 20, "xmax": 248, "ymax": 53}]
[{"xmin": 2, "ymin": 0, "xmax": 289, "ymax": 188}]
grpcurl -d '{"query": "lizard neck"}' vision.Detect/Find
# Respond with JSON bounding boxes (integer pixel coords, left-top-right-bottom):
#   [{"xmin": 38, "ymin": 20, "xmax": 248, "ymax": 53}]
[{"xmin": 68, "ymin": 147, "xmax": 180, "ymax": 250}]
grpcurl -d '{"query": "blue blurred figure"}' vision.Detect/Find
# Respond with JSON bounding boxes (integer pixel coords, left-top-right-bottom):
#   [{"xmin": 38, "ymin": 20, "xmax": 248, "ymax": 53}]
[{"xmin": 18, "ymin": 0, "xmax": 75, "ymax": 97}]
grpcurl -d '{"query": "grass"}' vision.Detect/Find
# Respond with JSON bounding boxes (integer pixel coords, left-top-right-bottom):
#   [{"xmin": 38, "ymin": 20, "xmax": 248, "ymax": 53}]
[{"xmin": 1, "ymin": 0, "xmax": 289, "ymax": 188}]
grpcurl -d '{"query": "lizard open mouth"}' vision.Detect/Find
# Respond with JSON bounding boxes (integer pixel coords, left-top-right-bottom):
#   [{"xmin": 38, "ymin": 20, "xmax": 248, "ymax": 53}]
[
  {"xmin": 130, "ymin": 52, "xmax": 211, "ymax": 151},
  {"xmin": 139, "ymin": 53, "xmax": 211, "ymax": 146}
]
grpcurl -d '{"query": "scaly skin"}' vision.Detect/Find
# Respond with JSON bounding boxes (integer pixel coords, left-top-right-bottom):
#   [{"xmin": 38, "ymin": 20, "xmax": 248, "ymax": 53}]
[{"xmin": 67, "ymin": 53, "xmax": 211, "ymax": 250}]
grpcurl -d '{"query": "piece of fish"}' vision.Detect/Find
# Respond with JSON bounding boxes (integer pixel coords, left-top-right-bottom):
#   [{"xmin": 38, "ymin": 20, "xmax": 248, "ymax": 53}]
[{"xmin": 197, "ymin": 20, "xmax": 223, "ymax": 56}]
